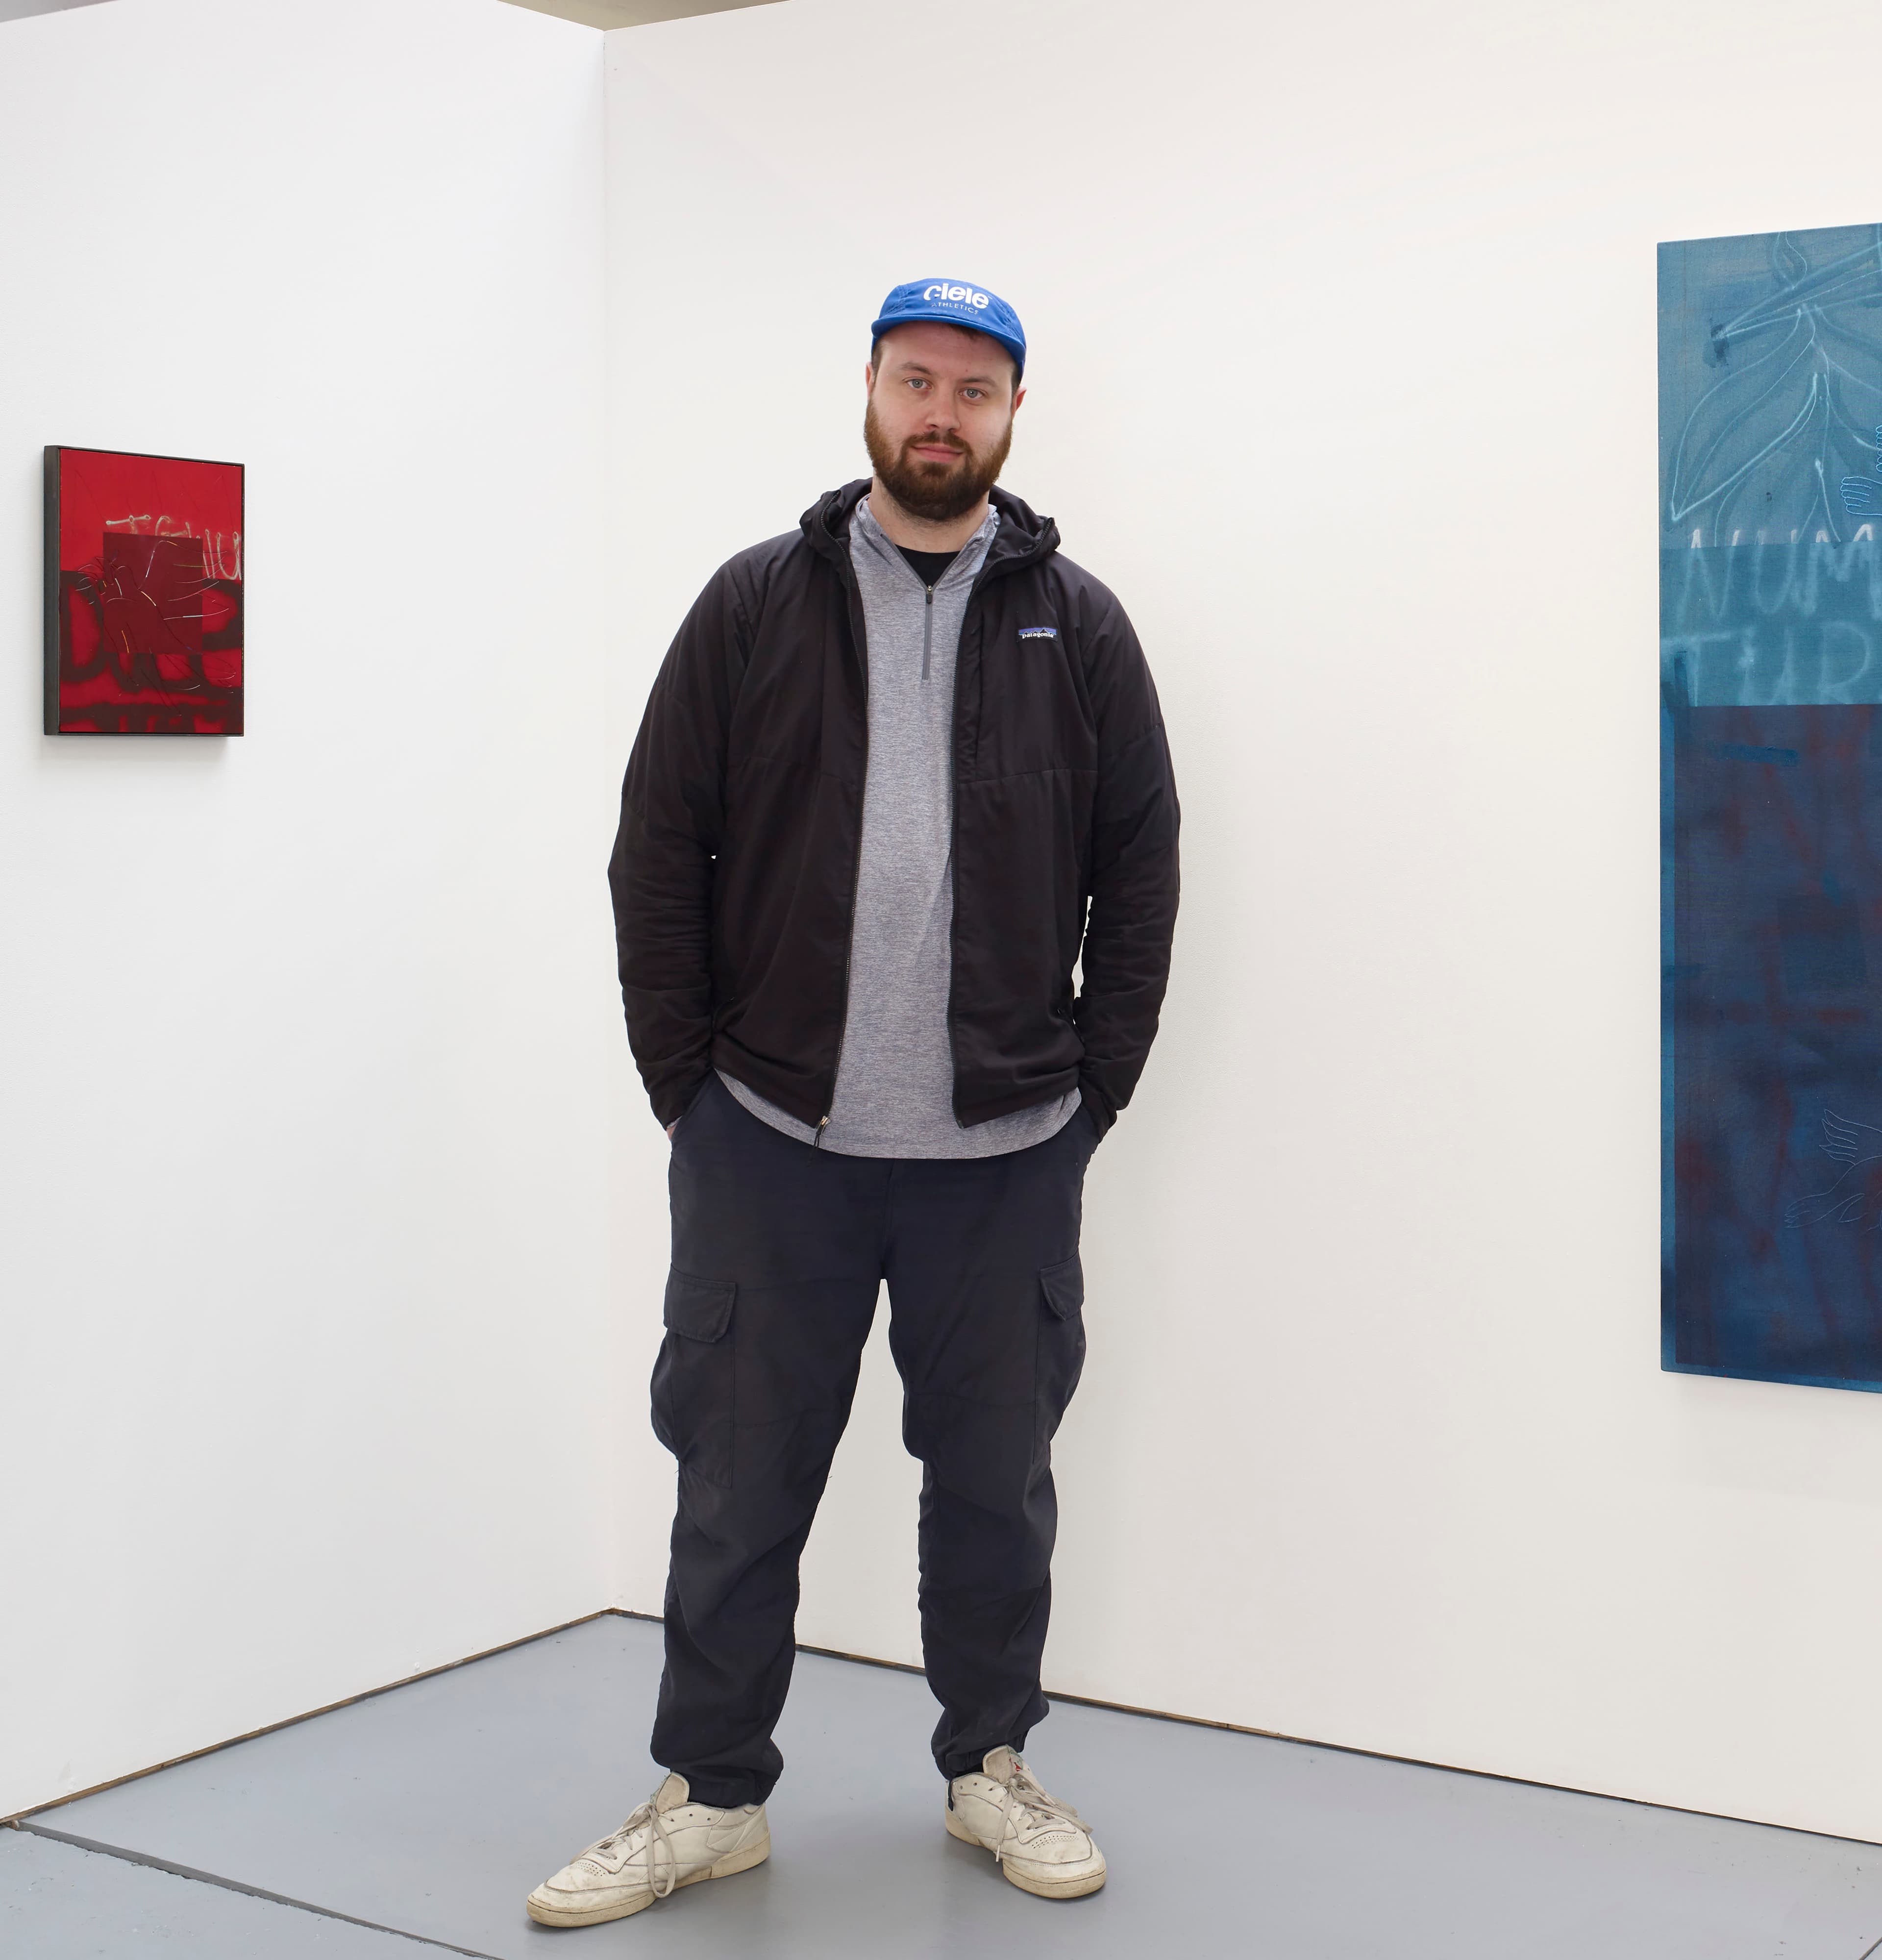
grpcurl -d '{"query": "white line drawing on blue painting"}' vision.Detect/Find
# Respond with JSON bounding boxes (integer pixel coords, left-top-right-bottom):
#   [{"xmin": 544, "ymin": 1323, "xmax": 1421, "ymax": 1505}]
[
  {"xmin": 1837, "ymin": 423, "xmax": 1882, "ymax": 515},
  {"xmin": 1668, "ymin": 230, "xmax": 1882, "ymax": 546},
  {"xmin": 1784, "ymin": 1109, "xmax": 1882, "ymax": 1226}
]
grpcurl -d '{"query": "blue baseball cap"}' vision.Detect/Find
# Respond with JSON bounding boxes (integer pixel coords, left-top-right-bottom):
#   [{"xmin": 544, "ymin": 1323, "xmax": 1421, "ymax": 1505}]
[{"xmin": 870, "ymin": 277, "xmax": 1026, "ymax": 379}]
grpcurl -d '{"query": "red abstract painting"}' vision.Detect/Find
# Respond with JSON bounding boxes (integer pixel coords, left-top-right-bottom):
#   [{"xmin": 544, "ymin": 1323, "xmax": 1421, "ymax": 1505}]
[{"xmin": 45, "ymin": 446, "xmax": 244, "ymax": 736}]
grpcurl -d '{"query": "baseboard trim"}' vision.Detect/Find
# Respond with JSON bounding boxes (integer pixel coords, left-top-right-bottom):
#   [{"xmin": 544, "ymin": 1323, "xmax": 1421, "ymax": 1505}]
[
  {"xmin": 11, "ymin": 1604, "xmax": 1879, "ymax": 1854},
  {"xmin": 795, "ymin": 1632, "xmax": 1288, "ymax": 1735},
  {"xmin": 792, "ymin": 1626, "xmax": 1882, "ymax": 1853},
  {"xmin": 3, "ymin": 1608, "xmax": 619, "ymax": 1825}
]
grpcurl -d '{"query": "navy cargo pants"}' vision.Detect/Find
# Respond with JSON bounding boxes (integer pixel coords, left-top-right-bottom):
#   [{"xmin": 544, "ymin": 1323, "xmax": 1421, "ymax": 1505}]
[{"xmin": 649, "ymin": 1074, "xmax": 1097, "ymax": 1806}]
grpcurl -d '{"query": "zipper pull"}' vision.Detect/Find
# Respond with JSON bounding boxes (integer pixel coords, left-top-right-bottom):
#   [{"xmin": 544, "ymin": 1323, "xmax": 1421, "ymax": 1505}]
[{"xmin": 814, "ymin": 1115, "xmax": 831, "ymax": 1149}]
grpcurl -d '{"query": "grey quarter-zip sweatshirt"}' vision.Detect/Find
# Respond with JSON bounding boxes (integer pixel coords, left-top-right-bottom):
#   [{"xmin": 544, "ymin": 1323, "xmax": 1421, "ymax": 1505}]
[{"xmin": 722, "ymin": 496, "xmax": 1081, "ymax": 1158}]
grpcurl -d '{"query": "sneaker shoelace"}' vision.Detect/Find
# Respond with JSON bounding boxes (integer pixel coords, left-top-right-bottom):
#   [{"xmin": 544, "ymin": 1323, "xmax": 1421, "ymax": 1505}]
[
  {"xmin": 595, "ymin": 1787, "xmax": 680, "ymax": 1899},
  {"xmin": 993, "ymin": 1759, "xmax": 1087, "ymax": 1865}
]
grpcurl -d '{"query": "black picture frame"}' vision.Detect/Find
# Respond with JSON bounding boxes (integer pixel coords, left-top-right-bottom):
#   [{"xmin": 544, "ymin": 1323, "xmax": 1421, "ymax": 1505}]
[{"xmin": 44, "ymin": 444, "xmax": 246, "ymax": 737}]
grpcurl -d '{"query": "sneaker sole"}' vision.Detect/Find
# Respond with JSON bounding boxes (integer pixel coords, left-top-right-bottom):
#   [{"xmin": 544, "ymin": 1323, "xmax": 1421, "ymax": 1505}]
[
  {"xmin": 944, "ymin": 1809, "xmax": 1107, "ymax": 1899},
  {"xmin": 525, "ymin": 1836, "xmax": 771, "ymax": 1927}
]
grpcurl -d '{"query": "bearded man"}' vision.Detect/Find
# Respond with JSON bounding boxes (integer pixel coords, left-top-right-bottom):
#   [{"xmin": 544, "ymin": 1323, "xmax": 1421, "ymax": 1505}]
[{"xmin": 529, "ymin": 280, "xmax": 1179, "ymax": 1928}]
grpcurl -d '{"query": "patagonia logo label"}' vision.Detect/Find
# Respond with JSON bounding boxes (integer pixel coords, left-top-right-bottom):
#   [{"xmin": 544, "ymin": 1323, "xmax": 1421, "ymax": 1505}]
[{"xmin": 1017, "ymin": 626, "xmax": 1058, "ymax": 640}]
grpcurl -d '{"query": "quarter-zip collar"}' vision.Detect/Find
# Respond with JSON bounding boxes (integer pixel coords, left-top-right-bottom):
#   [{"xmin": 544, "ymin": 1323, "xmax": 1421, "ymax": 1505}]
[{"xmin": 849, "ymin": 496, "xmax": 998, "ymax": 682}]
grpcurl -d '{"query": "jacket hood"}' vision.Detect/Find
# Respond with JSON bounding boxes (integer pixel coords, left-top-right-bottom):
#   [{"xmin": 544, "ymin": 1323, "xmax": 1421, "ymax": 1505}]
[{"xmin": 802, "ymin": 479, "xmax": 1060, "ymax": 578}]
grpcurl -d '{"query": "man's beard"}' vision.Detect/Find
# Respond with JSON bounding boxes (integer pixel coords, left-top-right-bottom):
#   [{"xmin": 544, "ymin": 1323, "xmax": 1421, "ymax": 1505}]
[{"xmin": 864, "ymin": 397, "xmax": 1012, "ymax": 523}]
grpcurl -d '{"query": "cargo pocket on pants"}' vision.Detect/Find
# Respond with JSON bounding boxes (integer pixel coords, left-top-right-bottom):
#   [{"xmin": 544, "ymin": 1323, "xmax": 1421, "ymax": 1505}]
[
  {"xmin": 1035, "ymin": 1252, "xmax": 1087, "ymax": 1460},
  {"xmin": 650, "ymin": 1268, "xmax": 737, "ymax": 1489}
]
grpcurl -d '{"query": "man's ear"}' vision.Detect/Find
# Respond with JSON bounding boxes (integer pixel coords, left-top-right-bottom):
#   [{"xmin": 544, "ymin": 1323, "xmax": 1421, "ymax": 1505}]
[{"xmin": 1012, "ymin": 383, "xmax": 1027, "ymax": 414}]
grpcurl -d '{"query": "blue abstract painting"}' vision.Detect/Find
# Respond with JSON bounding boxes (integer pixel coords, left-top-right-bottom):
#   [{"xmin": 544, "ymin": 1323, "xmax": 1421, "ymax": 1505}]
[{"xmin": 1662, "ymin": 223, "xmax": 1882, "ymax": 1390}]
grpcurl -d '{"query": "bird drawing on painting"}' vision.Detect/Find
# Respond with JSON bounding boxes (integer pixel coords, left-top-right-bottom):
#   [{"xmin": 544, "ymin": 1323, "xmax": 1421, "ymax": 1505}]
[{"xmin": 1785, "ymin": 1110, "xmax": 1882, "ymax": 1226}]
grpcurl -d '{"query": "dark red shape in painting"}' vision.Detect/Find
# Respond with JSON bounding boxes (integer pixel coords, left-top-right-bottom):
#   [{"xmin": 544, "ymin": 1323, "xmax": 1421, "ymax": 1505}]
[{"xmin": 45, "ymin": 446, "xmax": 244, "ymax": 736}]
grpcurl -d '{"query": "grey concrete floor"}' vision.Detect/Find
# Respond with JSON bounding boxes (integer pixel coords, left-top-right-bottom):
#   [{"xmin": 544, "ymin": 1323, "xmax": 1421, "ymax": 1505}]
[{"xmin": 7, "ymin": 1613, "xmax": 1882, "ymax": 1959}]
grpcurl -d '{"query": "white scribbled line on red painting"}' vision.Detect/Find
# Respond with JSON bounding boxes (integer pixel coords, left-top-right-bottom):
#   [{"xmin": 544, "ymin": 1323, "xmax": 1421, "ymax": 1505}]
[{"xmin": 103, "ymin": 513, "xmax": 242, "ymax": 579}]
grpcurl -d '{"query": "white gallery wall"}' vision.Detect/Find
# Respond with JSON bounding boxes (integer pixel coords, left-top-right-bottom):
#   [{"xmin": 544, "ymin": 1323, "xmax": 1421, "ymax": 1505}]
[
  {"xmin": 605, "ymin": 0, "xmax": 1882, "ymax": 1843},
  {"xmin": 0, "ymin": 0, "xmax": 617, "ymax": 1816}
]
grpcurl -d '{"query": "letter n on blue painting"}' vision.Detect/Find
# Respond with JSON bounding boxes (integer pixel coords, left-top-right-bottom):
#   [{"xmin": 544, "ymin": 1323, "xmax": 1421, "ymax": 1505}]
[{"xmin": 1662, "ymin": 223, "xmax": 1882, "ymax": 1390}]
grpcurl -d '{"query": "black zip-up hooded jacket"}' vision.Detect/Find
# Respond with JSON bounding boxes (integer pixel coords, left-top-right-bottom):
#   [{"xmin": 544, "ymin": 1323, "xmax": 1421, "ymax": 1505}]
[{"xmin": 609, "ymin": 480, "xmax": 1179, "ymax": 1136}]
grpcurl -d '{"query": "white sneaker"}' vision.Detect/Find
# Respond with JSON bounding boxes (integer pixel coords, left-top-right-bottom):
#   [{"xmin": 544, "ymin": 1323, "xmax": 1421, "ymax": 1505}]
[
  {"xmin": 525, "ymin": 1772, "xmax": 770, "ymax": 1927},
  {"xmin": 945, "ymin": 1746, "xmax": 1107, "ymax": 1899}
]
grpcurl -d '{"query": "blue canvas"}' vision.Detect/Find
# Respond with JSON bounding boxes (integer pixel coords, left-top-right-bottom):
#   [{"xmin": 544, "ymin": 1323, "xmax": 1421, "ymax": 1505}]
[{"xmin": 1661, "ymin": 223, "xmax": 1882, "ymax": 1389}]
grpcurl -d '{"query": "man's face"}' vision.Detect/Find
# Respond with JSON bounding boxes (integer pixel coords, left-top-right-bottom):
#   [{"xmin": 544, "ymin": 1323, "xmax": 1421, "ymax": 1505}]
[{"xmin": 864, "ymin": 323, "xmax": 1024, "ymax": 523}]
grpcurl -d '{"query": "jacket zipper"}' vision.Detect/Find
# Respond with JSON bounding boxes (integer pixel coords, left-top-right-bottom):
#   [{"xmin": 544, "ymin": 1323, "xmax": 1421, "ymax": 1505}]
[
  {"xmin": 922, "ymin": 583, "xmax": 935, "ymax": 681},
  {"xmin": 942, "ymin": 551, "xmax": 1013, "ymax": 1129},
  {"xmin": 817, "ymin": 571, "xmax": 873, "ymax": 1146}
]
